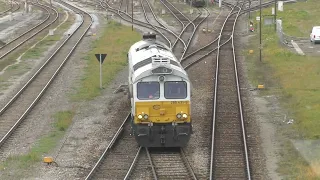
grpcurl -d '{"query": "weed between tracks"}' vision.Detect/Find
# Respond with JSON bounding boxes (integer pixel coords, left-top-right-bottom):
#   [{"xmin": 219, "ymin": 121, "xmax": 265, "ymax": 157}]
[
  {"xmin": 245, "ymin": 0, "xmax": 320, "ymax": 179},
  {"xmin": 0, "ymin": 11, "xmax": 74, "ymax": 177},
  {"xmin": 21, "ymin": 35, "xmax": 61, "ymax": 60},
  {"xmin": 0, "ymin": 111, "xmax": 74, "ymax": 177},
  {"xmin": 0, "ymin": 2, "xmax": 8, "ymax": 12},
  {"xmin": 21, "ymin": 14, "xmax": 75, "ymax": 60},
  {"xmin": 0, "ymin": 19, "xmax": 140, "ymax": 178},
  {"xmin": 71, "ymin": 20, "xmax": 140, "ymax": 101},
  {"xmin": 0, "ymin": 13, "xmax": 74, "ymax": 88}
]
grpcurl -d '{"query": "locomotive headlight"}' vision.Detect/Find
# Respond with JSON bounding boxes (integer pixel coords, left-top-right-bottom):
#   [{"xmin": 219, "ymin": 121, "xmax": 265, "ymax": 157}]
[
  {"xmin": 182, "ymin": 113, "xmax": 188, "ymax": 119},
  {"xmin": 158, "ymin": 75, "xmax": 165, "ymax": 82},
  {"xmin": 138, "ymin": 114, "xmax": 143, "ymax": 119},
  {"xmin": 143, "ymin": 114, "xmax": 149, "ymax": 120},
  {"xmin": 176, "ymin": 113, "xmax": 182, "ymax": 119}
]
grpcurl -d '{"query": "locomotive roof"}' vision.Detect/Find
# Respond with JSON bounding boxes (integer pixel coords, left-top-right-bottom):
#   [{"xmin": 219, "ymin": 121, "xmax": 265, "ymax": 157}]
[{"xmin": 128, "ymin": 39, "xmax": 188, "ymax": 82}]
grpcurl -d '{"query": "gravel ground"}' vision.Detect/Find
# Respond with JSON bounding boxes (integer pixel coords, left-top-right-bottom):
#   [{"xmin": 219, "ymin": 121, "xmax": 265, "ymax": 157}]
[
  {"xmin": 288, "ymin": 39, "xmax": 320, "ymax": 56},
  {"xmin": 183, "ymin": 7, "xmax": 227, "ymax": 179},
  {"xmin": 0, "ymin": 5, "xmax": 45, "ymax": 44},
  {"xmin": 0, "ymin": 1, "xmax": 287, "ymax": 180},
  {"xmin": 0, "ymin": 2, "xmax": 153, "ymax": 179},
  {"xmin": 236, "ymin": 13, "xmax": 283, "ymax": 180}
]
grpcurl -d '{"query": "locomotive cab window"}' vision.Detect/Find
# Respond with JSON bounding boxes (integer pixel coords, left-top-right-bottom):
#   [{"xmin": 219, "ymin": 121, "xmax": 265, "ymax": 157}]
[
  {"xmin": 137, "ymin": 82, "xmax": 160, "ymax": 100},
  {"xmin": 164, "ymin": 81, "xmax": 187, "ymax": 99}
]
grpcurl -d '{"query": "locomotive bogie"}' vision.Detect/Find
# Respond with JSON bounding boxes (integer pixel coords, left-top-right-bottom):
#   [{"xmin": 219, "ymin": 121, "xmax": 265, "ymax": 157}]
[{"xmin": 132, "ymin": 122, "xmax": 192, "ymax": 147}]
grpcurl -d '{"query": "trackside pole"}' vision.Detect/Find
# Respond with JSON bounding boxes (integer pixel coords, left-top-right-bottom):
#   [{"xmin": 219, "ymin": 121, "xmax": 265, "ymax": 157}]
[
  {"xmin": 100, "ymin": 54, "xmax": 102, "ymax": 89},
  {"xmin": 95, "ymin": 54, "xmax": 107, "ymax": 89}
]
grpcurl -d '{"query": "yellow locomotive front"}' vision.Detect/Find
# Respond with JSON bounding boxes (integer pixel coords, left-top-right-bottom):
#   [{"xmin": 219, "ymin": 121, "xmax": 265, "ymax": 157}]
[{"xmin": 132, "ymin": 75, "xmax": 192, "ymax": 147}]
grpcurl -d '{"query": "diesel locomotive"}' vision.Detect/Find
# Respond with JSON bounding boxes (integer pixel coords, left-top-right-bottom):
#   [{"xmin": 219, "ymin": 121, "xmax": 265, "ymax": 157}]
[{"xmin": 127, "ymin": 33, "xmax": 192, "ymax": 147}]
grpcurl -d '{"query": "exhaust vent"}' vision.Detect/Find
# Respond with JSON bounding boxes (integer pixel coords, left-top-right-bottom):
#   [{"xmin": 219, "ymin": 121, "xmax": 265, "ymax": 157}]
[{"xmin": 143, "ymin": 32, "xmax": 156, "ymax": 40}]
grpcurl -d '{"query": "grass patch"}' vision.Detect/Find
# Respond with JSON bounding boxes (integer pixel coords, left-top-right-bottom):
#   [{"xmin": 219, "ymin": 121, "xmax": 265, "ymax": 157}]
[
  {"xmin": 0, "ymin": 110, "xmax": 75, "ymax": 176},
  {"xmin": 71, "ymin": 21, "xmax": 141, "ymax": 101},
  {"xmin": 277, "ymin": 141, "xmax": 316, "ymax": 179},
  {"xmin": 248, "ymin": 1, "xmax": 320, "ymax": 139},
  {"xmin": 0, "ymin": 13, "xmax": 74, "ymax": 72},
  {"xmin": 54, "ymin": 111, "xmax": 74, "ymax": 131},
  {"xmin": 0, "ymin": 2, "xmax": 8, "ymax": 11},
  {"xmin": 246, "ymin": 1, "xmax": 320, "ymax": 179},
  {"xmin": 55, "ymin": 14, "xmax": 75, "ymax": 34},
  {"xmin": 264, "ymin": 0, "xmax": 320, "ymax": 37},
  {"xmin": 21, "ymin": 35, "xmax": 61, "ymax": 60}
]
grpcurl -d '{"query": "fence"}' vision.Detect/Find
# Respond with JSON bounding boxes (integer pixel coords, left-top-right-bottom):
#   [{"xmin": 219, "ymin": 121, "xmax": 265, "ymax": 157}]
[{"xmin": 276, "ymin": 19, "xmax": 309, "ymax": 47}]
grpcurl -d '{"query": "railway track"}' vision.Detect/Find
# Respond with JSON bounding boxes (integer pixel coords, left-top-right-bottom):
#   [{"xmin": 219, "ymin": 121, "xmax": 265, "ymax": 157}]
[
  {"xmin": 85, "ymin": 114, "xmax": 138, "ymax": 179},
  {"xmin": 85, "ymin": 114, "xmax": 197, "ymax": 180},
  {"xmin": 83, "ymin": 0, "xmax": 285, "ymax": 179},
  {"xmin": 129, "ymin": 147, "xmax": 197, "ymax": 180},
  {"xmin": 0, "ymin": 0, "xmax": 287, "ymax": 178},
  {"xmin": 180, "ymin": 4, "xmax": 232, "ymax": 68},
  {"xmin": 98, "ymin": 0, "xmax": 205, "ymax": 59},
  {"xmin": 164, "ymin": 0, "xmax": 254, "ymax": 178},
  {"xmin": 97, "ymin": 0, "xmax": 191, "ymax": 58},
  {"xmin": 158, "ymin": 0, "xmax": 197, "ymax": 59},
  {"xmin": 181, "ymin": 0, "xmax": 283, "ymax": 68},
  {"xmin": 82, "ymin": 1, "xmax": 205, "ymax": 178},
  {"xmin": 0, "ymin": 1, "xmax": 59, "ymax": 60},
  {"xmin": 0, "ymin": 1, "xmax": 20, "ymax": 17},
  {"xmin": 140, "ymin": 0, "xmax": 176, "ymax": 48},
  {"xmin": 0, "ymin": 0, "xmax": 93, "ymax": 150},
  {"xmin": 209, "ymin": 1, "xmax": 251, "ymax": 179},
  {"xmin": 160, "ymin": 0, "xmax": 190, "ymax": 27}
]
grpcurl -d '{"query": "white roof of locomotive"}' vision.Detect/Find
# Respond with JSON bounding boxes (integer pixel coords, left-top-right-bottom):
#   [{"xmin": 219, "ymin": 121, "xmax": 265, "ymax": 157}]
[{"xmin": 128, "ymin": 39, "xmax": 188, "ymax": 83}]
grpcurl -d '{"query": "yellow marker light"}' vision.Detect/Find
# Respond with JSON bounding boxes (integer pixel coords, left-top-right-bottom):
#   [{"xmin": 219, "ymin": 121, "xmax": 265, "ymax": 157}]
[
  {"xmin": 176, "ymin": 113, "xmax": 182, "ymax": 119},
  {"xmin": 138, "ymin": 114, "xmax": 143, "ymax": 119},
  {"xmin": 249, "ymin": 50, "xmax": 254, "ymax": 54},
  {"xmin": 182, "ymin": 113, "xmax": 188, "ymax": 119},
  {"xmin": 257, "ymin": 85, "xmax": 265, "ymax": 89},
  {"xmin": 43, "ymin": 157, "xmax": 53, "ymax": 164}
]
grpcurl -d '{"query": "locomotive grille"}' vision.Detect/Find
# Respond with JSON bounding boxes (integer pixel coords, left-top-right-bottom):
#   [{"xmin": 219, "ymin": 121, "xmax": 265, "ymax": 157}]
[
  {"xmin": 151, "ymin": 67, "xmax": 173, "ymax": 74},
  {"xmin": 132, "ymin": 57, "xmax": 180, "ymax": 72},
  {"xmin": 152, "ymin": 57, "xmax": 170, "ymax": 65}
]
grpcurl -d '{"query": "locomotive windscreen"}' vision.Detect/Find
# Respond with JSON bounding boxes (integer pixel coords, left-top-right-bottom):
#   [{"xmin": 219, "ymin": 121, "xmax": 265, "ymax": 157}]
[{"xmin": 164, "ymin": 81, "xmax": 187, "ymax": 99}]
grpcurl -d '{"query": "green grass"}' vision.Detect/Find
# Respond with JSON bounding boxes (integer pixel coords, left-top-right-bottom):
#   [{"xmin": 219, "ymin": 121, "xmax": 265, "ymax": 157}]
[
  {"xmin": 55, "ymin": 15, "xmax": 75, "ymax": 34},
  {"xmin": 0, "ymin": 2, "xmax": 8, "ymax": 11},
  {"xmin": 21, "ymin": 35, "xmax": 61, "ymax": 60},
  {"xmin": 1, "ymin": 19, "xmax": 141, "ymax": 178},
  {"xmin": 276, "ymin": 141, "xmax": 320, "ymax": 179},
  {"xmin": 264, "ymin": 0, "xmax": 320, "ymax": 37},
  {"xmin": 0, "ymin": 110, "xmax": 74, "ymax": 176},
  {"xmin": 0, "ymin": 14, "xmax": 74, "ymax": 72},
  {"xmin": 71, "ymin": 21, "xmax": 141, "ymax": 101},
  {"xmin": 54, "ymin": 111, "xmax": 74, "ymax": 131},
  {"xmin": 0, "ymin": 15, "xmax": 76, "ymax": 176},
  {"xmin": 246, "ymin": 1, "xmax": 320, "ymax": 179}
]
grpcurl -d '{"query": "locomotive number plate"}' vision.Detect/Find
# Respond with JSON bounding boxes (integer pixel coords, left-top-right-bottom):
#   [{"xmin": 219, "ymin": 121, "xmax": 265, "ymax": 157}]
[{"xmin": 171, "ymin": 101, "xmax": 188, "ymax": 104}]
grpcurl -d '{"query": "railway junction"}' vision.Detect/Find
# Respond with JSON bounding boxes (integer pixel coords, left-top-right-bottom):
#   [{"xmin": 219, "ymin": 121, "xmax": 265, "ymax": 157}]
[{"xmin": 0, "ymin": 0, "xmax": 319, "ymax": 179}]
